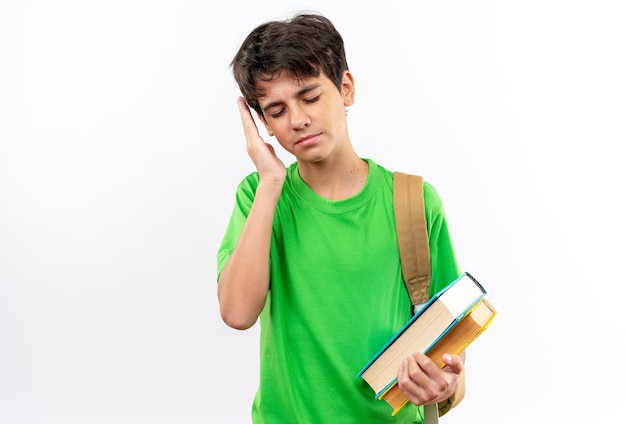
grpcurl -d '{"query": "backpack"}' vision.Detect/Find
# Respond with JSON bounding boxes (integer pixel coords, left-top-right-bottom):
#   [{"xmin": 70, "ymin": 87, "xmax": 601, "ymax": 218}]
[{"xmin": 392, "ymin": 172, "xmax": 466, "ymax": 420}]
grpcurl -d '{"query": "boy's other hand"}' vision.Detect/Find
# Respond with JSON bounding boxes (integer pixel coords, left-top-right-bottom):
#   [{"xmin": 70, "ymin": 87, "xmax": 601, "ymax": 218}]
[{"xmin": 396, "ymin": 352, "xmax": 464, "ymax": 407}]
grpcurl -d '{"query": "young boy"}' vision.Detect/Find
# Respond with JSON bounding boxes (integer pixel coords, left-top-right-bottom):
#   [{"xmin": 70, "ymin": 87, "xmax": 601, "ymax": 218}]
[{"xmin": 217, "ymin": 13, "xmax": 465, "ymax": 423}]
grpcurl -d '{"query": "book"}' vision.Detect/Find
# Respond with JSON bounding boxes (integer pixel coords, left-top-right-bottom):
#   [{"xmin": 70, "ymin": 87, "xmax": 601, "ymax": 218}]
[
  {"xmin": 357, "ymin": 272, "xmax": 486, "ymax": 398},
  {"xmin": 379, "ymin": 297, "xmax": 497, "ymax": 415}
]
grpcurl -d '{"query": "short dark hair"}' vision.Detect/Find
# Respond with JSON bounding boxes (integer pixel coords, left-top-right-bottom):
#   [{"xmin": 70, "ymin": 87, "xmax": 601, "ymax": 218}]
[{"xmin": 231, "ymin": 13, "xmax": 349, "ymax": 116}]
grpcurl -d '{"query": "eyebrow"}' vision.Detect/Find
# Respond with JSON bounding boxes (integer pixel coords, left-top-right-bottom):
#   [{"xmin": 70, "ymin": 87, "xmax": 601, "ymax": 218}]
[{"xmin": 261, "ymin": 84, "xmax": 321, "ymax": 113}]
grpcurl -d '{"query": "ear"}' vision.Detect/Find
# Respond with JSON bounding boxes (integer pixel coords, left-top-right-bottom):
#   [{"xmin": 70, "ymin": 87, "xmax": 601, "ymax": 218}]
[
  {"xmin": 341, "ymin": 70, "xmax": 355, "ymax": 107},
  {"xmin": 257, "ymin": 112, "xmax": 275, "ymax": 137}
]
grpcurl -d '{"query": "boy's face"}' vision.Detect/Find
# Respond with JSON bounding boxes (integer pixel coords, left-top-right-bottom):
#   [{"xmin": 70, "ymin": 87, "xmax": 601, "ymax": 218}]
[{"xmin": 255, "ymin": 70, "xmax": 355, "ymax": 164}]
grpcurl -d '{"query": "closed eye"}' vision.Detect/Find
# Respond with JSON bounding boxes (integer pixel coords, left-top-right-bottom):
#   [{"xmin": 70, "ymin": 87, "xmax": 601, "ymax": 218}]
[
  {"xmin": 268, "ymin": 96, "xmax": 318, "ymax": 118},
  {"xmin": 269, "ymin": 108, "xmax": 285, "ymax": 118},
  {"xmin": 304, "ymin": 95, "xmax": 320, "ymax": 104}
]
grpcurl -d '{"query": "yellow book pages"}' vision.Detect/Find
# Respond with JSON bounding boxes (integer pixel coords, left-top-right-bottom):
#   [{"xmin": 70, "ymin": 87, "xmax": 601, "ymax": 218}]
[{"xmin": 428, "ymin": 298, "xmax": 497, "ymax": 367}]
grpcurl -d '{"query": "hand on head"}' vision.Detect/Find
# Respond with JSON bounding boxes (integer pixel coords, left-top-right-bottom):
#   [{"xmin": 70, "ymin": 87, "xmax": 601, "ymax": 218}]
[{"xmin": 236, "ymin": 97, "xmax": 286, "ymax": 185}]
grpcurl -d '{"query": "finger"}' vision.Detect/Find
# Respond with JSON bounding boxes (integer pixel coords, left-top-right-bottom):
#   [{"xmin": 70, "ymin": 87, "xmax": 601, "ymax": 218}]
[
  {"xmin": 397, "ymin": 358, "xmax": 426, "ymax": 405},
  {"xmin": 236, "ymin": 96, "xmax": 252, "ymax": 117},
  {"xmin": 236, "ymin": 97, "xmax": 262, "ymax": 142},
  {"xmin": 406, "ymin": 353, "xmax": 435, "ymax": 388},
  {"xmin": 414, "ymin": 353, "xmax": 454, "ymax": 399},
  {"xmin": 411, "ymin": 352, "xmax": 441, "ymax": 377},
  {"xmin": 402, "ymin": 356, "xmax": 438, "ymax": 405},
  {"xmin": 441, "ymin": 353, "xmax": 464, "ymax": 374}
]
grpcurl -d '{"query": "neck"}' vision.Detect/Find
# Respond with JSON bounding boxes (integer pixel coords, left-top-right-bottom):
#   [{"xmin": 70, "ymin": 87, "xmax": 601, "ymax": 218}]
[{"xmin": 298, "ymin": 154, "xmax": 369, "ymax": 201}]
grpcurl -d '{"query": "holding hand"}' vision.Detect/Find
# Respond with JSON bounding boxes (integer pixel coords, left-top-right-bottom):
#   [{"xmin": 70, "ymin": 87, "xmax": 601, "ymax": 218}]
[{"xmin": 396, "ymin": 352, "xmax": 465, "ymax": 407}]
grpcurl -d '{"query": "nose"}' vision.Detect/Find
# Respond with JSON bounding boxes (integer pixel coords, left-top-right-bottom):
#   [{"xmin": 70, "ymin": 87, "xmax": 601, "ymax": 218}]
[{"xmin": 290, "ymin": 105, "xmax": 311, "ymax": 130}]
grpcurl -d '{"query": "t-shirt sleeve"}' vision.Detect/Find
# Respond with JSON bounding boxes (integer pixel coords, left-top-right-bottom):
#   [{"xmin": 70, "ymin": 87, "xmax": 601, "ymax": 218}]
[
  {"xmin": 423, "ymin": 181, "xmax": 462, "ymax": 295},
  {"xmin": 216, "ymin": 172, "xmax": 260, "ymax": 280}
]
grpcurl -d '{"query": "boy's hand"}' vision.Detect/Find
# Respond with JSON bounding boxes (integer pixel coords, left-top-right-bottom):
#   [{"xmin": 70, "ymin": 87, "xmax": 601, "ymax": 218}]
[
  {"xmin": 236, "ymin": 97, "xmax": 286, "ymax": 185},
  {"xmin": 396, "ymin": 352, "xmax": 464, "ymax": 406}
]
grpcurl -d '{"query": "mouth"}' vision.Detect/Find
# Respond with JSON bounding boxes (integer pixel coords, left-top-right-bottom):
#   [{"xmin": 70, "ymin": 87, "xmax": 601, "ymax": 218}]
[{"xmin": 296, "ymin": 133, "xmax": 321, "ymax": 146}]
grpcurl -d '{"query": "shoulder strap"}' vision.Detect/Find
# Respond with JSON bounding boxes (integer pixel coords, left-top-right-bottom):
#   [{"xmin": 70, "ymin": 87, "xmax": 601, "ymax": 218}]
[
  {"xmin": 393, "ymin": 172, "xmax": 465, "ymax": 420},
  {"xmin": 392, "ymin": 172, "xmax": 431, "ymax": 305}
]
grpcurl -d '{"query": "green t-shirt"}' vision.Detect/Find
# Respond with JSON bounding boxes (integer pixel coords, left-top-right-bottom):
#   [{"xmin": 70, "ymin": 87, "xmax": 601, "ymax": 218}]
[{"xmin": 217, "ymin": 159, "xmax": 460, "ymax": 423}]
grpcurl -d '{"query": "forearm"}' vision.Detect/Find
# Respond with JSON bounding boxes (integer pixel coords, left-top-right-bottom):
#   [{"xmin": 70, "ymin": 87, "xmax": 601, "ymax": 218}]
[{"xmin": 218, "ymin": 181, "xmax": 282, "ymax": 329}]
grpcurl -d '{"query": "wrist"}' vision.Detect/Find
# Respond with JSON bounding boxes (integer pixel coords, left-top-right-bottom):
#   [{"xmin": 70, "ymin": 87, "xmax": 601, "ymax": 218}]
[{"xmin": 256, "ymin": 178, "xmax": 285, "ymax": 201}]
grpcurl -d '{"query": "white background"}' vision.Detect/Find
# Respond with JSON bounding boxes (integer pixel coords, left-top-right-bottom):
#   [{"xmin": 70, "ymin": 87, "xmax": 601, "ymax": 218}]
[{"xmin": 1, "ymin": 1, "xmax": 624, "ymax": 423}]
